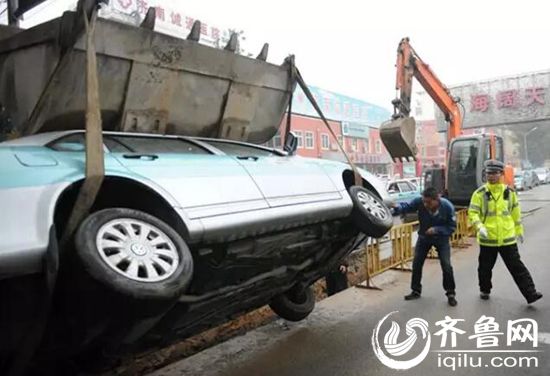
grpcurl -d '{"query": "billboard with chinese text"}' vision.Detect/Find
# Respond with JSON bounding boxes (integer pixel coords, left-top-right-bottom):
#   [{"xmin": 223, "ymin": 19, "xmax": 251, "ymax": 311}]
[
  {"xmin": 436, "ymin": 70, "xmax": 550, "ymax": 131},
  {"xmin": 292, "ymin": 85, "xmax": 391, "ymax": 129},
  {"xmin": 342, "ymin": 121, "xmax": 370, "ymax": 139},
  {"xmin": 100, "ymin": 0, "xmax": 224, "ymax": 47}
]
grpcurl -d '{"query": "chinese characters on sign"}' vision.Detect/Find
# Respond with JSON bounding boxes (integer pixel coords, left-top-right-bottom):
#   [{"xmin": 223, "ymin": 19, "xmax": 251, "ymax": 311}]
[
  {"xmin": 471, "ymin": 87, "xmax": 545, "ymax": 112},
  {"xmin": 434, "ymin": 315, "xmax": 538, "ymax": 348},
  {"xmin": 113, "ymin": 0, "xmax": 222, "ymax": 44}
]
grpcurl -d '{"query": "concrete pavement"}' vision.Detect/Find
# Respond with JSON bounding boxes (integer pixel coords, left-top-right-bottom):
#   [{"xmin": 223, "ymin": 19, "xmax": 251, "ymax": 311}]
[{"xmin": 149, "ymin": 185, "xmax": 550, "ymax": 376}]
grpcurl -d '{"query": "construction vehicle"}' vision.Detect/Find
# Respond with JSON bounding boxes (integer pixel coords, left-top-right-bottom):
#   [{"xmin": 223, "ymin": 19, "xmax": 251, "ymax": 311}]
[
  {"xmin": 380, "ymin": 37, "xmax": 513, "ymax": 205},
  {"xmin": 0, "ymin": 0, "xmax": 294, "ymax": 142}
]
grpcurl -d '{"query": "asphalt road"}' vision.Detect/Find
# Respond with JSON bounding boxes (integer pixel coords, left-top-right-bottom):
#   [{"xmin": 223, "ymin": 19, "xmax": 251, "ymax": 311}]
[{"xmin": 150, "ymin": 184, "xmax": 550, "ymax": 376}]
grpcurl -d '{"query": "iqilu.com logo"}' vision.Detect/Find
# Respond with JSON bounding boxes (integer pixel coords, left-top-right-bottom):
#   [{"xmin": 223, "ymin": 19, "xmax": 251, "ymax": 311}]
[{"xmin": 372, "ymin": 311, "xmax": 541, "ymax": 371}]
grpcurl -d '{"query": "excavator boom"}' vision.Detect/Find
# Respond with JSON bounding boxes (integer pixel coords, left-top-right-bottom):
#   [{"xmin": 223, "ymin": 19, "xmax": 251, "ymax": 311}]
[{"xmin": 380, "ymin": 37, "xmax": 462, "ymax": 161}]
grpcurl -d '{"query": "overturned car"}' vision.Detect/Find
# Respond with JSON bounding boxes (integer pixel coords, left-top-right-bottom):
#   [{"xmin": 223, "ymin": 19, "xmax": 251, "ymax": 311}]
[{"xmin": 0, "ymin": 0, "xmax": 392, "ymax": 371}]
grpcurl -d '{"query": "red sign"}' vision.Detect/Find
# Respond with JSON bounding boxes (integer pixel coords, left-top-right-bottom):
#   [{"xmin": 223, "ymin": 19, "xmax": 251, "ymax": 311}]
[
  {"xmin": 525, "ymin": 87, "xmax": 545, "ymax": 105},
  {"xmin": 471, "ymin": 94, "xmax": 489, "ymax": 112}
]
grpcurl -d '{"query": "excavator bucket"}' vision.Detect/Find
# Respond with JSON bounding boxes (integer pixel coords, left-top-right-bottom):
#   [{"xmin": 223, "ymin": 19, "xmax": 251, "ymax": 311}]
[{"xmin": 379, "ymin": 116, "xmax": 418, "ymax": 161}]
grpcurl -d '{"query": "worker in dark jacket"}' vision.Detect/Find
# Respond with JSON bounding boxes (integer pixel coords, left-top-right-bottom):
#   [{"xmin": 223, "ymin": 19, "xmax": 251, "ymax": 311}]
[{"xmin": 392, "ymin": 187, "xmax": 458, "ymax": 306}]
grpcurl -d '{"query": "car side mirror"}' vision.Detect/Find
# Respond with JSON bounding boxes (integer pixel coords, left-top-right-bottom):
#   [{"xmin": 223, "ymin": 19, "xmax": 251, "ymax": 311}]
[{"xmin": 284, "ymin": 132, "xmax": 298, "ymax": 155}]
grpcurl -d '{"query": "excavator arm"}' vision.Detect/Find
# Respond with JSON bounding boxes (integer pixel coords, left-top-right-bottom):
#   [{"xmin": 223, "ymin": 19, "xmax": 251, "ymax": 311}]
[{"xmin": 381, "ymin": 37, "xmax": 463, "ymax": 160}]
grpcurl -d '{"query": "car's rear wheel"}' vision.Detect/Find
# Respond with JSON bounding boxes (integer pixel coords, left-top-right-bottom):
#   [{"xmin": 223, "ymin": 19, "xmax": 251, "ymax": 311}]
[
  {"xmin": 269, "ymin": 286, "xmax": 315, "ymax": 322},
  {"xmin": 75, "ymin": 208, "xmax": 193, "ymax": 301},
  {"xmin": 348, "ymin": 186, "xmax": 393, "ymax": 238}
]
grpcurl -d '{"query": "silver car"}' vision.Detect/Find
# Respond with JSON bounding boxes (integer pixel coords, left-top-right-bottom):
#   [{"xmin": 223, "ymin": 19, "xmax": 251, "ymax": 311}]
[{"xmin": 0, "ymin": 130, "xmax": 392, "ymax": 369}]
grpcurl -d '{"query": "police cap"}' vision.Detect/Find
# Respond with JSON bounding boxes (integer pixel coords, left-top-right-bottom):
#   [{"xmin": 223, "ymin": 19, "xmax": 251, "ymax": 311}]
[{"xmin": 484, "ymin": 159, "xmax": 504, "ymax": 173}]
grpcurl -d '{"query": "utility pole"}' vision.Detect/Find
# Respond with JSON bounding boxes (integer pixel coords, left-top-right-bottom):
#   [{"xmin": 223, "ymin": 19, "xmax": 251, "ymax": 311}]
[{"xmin": 523, "ymin": 126, "xmax": 538, "ymax": 167}]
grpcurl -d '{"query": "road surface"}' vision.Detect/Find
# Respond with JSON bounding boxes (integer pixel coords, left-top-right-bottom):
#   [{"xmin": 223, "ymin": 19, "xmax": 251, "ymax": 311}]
[{"xmin": 149, "ymin": 184, "xmax": 550, "ymax": 376}]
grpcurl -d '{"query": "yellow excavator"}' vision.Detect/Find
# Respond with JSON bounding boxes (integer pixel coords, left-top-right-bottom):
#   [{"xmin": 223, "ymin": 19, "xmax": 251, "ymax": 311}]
[{"xmin": 380, "ymin": 37, "xmax": 514, "ymax": 205}]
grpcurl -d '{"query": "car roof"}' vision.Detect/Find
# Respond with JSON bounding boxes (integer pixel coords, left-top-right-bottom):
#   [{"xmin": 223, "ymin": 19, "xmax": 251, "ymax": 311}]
[{"xmin": 0, "ymin": 130, "xmax": 287, "ymax": 156}]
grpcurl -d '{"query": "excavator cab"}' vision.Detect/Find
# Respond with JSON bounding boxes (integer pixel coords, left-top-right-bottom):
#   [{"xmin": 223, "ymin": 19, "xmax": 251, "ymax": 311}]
[{"xmin": 441, "ymin": 134, "xmax": 510, "ymax": 205}]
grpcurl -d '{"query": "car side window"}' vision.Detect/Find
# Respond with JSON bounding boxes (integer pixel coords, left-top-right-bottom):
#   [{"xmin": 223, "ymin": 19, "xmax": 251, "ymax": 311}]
[
  {"xmin": 398, "ymin": 182, "xmax": 412, "ymax": 192},
  {"xmin": 110, "ymin": 136, "xmax": 210, "ymax": 155},
  {"xmin": 388, "ymin": 183, "xmax": 399, "ymax": 192},
  {"xmin": 204, "ymin": 140, "xmax": 278, "ymax": 157},
  {"xmin": 48, "ymin": 133, "xmax": 86, "ymax": 152}
]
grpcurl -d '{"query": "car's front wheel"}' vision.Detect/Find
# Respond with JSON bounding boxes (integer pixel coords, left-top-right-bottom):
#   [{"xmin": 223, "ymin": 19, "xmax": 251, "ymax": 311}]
[
  {"xmin": 75, "ymin": 208, "xmax": 193, "ymax": 300},
  {"xmin": 348, "ymin": 186, "xmax": 393, "ymax": 238},
  {"xmin": 269, "ymin": 286, "xmax": 315, "ymax": 322}
]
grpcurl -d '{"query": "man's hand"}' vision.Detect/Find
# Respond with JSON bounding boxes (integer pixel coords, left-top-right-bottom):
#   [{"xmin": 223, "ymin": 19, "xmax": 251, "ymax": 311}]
[
  {"xmin": 339, "ymin": 265, "xmax": 348, "ymax": 274},
  {"xmin": 426, "ymin": 227, "xmax": 436, "ymax": 235},
  {"xmin": 517, "ymin": 235, "xmax": 524, "ymax": 244},
  {"xmin": 478, "ymin": 226, "xmax": 488, "ymax": 238}
]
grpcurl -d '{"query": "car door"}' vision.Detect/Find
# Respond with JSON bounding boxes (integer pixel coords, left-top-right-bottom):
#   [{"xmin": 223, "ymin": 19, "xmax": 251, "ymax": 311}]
[
  {"xmin": 202, "ymin": 140, "xmax": 341, "ymax": 207},
  {"xmin": 105, "ymin": 135, "xmax": 268, "ymax": 218}
]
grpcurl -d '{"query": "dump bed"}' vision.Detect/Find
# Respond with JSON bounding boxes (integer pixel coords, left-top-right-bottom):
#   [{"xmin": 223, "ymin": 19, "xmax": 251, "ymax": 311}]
[{"xmin": 0, "ymin": 10, "xmax": 294, "ymax": 143}]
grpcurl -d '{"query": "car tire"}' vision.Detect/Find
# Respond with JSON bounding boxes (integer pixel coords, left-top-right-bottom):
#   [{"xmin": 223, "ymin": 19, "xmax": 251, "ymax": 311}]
[
  {"xmin": 75, "ymin": 208, "xmax": 193, "ymax": 301},
  {"xmin": 348, "ymin": 185, "xmax": 393, "ymax": 238},
  {"xmin": 269, "ymin": 286, "xmax": 315, "ymax": 322}
]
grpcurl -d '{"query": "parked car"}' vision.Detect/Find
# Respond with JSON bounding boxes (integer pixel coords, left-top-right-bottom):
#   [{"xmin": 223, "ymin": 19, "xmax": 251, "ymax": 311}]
[
  {"xmin": 405, "ymin": 177, "xmax": 424, "ymax": 191},
  {"xmin": 386, "ymin": 179, "xmax": 421, "ymax": 223},
  {"xmin": 534, "ymin": 168, "xmax": 549, "ymax": 184},
  {"xmin": 0, "ymin": 130, "xmax": 392, "ymax": 368},
  {"xmin": 530, "ymin": 170, "xmax": 540, "ymax": 187},
  {"xmin": 514, "ymin": 170, "xmax": 535, "ymax": 191},
  {"xmin": 387, "ymin": 179, "xmax": 422, "ymax": 203}
]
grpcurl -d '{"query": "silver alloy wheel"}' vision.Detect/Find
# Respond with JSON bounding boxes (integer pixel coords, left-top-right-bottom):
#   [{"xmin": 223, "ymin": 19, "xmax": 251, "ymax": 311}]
[
  {"xmin": 96, "ymin": 218, "xmax": 180, "ymax": 283},
  {"xmin": 356, "ymin": 191, "xmax": 389, "ymax": 221}
]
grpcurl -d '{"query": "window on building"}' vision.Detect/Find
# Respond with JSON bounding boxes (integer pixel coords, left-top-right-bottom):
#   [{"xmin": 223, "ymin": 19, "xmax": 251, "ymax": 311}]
[
  {"xmin": 305, "ymin": 131, "xmax": 314, "ymax": 149},
  {"xmin": 351, "ymin": 138, "xmax": 357, "ymax": 152},
  {"xmin": 376, "ymin": 140, "xmax": 382, "ymax": 154},
  {"xmin": 295, "ymin": 131, "xmax": 303, "ymax": 148},
  {"xmin": 321, "ymin": 134, "xmax": 330, "ymax": 150},
  {"xmin": 364, "ymin": 139, "xmax": 369, "ymax": 153}
]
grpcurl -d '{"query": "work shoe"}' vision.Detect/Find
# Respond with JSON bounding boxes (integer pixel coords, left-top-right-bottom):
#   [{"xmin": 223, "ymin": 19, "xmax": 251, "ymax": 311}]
[
  {"xmin": 527, "ymin": 292, "xmax": 543, "ymax": 304},
  {"xmin": 404, "ymin": 291, "xmax": 421, "ymax": 300},
  {"xmin": 447, "ymin": 295, "xmax": 458, "ymax": 307},
  {"xmin": 480, "ymin": 292, "xmax": 490, "ymax": 300}
]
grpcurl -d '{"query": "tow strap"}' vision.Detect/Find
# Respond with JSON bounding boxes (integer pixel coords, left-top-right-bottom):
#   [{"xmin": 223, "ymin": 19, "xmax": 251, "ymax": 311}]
[{"xmin": 287, "ymin": 61, "xmax": 363, "ymax": 186}]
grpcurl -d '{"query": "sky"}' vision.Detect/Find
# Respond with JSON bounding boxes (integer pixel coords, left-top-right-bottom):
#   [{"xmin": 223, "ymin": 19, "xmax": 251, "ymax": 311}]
[{"xmin": 6, "ymin": 0, "xmax": 550, "ymax": 111}]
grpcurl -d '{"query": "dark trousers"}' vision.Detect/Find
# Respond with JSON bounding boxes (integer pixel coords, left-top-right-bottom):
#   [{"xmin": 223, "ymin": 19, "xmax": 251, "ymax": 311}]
[
  {"xmin": 411, "ymin": 236, "xmax": 456, "ymax": 296},
  {"xmin": 478, "ymin": 244, "xmax": 537, "ymax": 299}
]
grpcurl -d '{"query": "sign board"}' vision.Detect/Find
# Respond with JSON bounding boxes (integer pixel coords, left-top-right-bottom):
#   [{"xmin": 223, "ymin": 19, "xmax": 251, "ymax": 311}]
[
  {"xmin": 342, "ymin": 121, "xmax": 369, "ymax": 139},
  {"xmin": 436, "ymin": 70, "xmax": 550, "ymax": 131},
  {"xmin": 292, "ymin": 85, "xmax": 391, "ymax": 128},
  {"xmin": 101, "ymin": 0, "xmax": 225, "ymax": 47}
]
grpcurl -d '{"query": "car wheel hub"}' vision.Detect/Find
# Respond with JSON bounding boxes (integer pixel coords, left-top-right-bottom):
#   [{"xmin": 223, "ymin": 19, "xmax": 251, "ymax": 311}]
[
  {"xmin": 96, "ymin": 219, "xmax": 180, "ymax": 283},
  {"xmin": 130, "ymin": 243, "xmax": 148, "ymax": 256},
  {"xmin": 357, "ymin": 191, "xmax": 389, "ymax": 221}
]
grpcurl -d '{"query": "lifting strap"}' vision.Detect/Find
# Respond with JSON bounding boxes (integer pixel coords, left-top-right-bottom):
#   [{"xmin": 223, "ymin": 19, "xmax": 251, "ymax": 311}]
[
  {"xmin": 60, "ymin": 7, "xmax": 105, "ymax": 248},
  {"xmin": 293, "ymin": 67, "xmax": 362, "ymax": 186}
]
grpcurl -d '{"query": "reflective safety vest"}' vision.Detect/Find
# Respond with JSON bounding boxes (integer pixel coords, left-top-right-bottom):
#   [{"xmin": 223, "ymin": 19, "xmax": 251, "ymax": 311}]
[{"xmin": 468, "ymin": 183, "xmax": 523, "ymax": 247}]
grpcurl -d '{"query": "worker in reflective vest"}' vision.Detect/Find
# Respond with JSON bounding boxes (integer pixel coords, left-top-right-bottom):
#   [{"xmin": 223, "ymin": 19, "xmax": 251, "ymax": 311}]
[{"xmin": 468, "ymin": 159, "xmax": 542, "ymax": 304}]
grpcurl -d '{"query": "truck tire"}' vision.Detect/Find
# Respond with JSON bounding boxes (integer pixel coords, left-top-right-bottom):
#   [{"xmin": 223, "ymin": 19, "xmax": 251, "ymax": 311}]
[
  {"xmin": 75, "ymin": 208, "xmax": 193, "ymax": 301},
  {"xmin": 348, "ymin": 185, "xmax": 393, "ymax": 238},
  {"xmin": 269, "ymin": 286, "xmax": 315, "ymax": 322}
]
